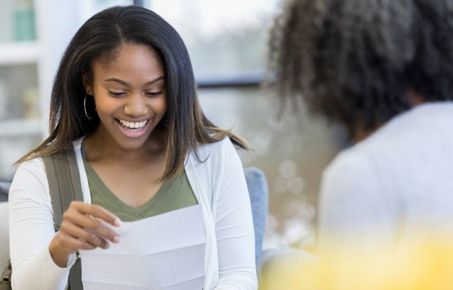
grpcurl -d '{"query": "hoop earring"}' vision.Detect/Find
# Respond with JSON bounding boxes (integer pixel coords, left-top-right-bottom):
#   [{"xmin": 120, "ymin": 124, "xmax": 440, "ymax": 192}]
[{"xmin": 83, "ymin": 96, "xmax": 93, "ymax": 120}]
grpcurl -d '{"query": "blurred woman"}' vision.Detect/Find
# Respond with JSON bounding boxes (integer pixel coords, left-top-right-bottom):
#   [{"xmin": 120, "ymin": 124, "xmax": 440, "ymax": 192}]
[{"xmin": 269, "ymin": 0, "xmax": 453, "ymax": 248}]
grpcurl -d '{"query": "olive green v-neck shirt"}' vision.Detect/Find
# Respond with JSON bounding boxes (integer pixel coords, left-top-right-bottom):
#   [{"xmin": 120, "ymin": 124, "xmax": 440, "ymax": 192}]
[{"xmin": 83, "ymin": 160, "xmax": 197, "ymax": 222}]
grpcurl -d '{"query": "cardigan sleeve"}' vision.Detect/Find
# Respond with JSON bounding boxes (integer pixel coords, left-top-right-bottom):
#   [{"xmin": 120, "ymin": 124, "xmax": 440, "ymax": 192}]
[
  {"xmin": 9, "ymin": 158, "xmax": 74, "ymax": 290},
  {"xmin": 212, "ymin": 139, "xmax": 258, "ymax": 290}
]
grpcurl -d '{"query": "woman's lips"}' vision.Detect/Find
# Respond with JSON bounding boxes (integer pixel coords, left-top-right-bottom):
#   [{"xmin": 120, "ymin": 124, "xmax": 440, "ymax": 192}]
[{"xmin": 115, "ymin": 118, "xmax": 151, "ymax": 138}]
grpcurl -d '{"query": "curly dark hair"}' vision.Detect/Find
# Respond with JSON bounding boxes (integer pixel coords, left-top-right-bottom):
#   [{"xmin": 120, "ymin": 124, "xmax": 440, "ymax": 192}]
[{"xmin": 269, "ymin": 0, "xmax": 453, "ymax": 138}]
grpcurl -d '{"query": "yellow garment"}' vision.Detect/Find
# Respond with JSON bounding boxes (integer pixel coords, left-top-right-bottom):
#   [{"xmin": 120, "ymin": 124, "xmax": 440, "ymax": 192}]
[{"xmin": 260, "ymin": 235, "xmax": 453, "ymax": 290}]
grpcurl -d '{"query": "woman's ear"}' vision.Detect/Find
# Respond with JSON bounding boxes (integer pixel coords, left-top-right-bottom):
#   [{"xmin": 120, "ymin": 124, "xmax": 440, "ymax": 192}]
[{"xmin": 83, "ymin": 74, "xmax": 93, "ymax": 95}]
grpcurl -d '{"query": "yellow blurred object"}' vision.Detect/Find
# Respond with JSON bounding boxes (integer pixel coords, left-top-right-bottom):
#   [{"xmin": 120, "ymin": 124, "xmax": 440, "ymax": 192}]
[{"xmin": 259, "ymin": 236, "xmax": 453, "ymax": 290}]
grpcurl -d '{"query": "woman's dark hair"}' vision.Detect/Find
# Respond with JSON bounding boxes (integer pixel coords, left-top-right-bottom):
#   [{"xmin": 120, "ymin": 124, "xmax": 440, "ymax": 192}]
[
  {"xmin": 19, "ymin": 5, "xmax": 247, "ymax": 180},
  {"xmin": 269, "ymin": 0, "xmax": 453, "ymax": 138}
]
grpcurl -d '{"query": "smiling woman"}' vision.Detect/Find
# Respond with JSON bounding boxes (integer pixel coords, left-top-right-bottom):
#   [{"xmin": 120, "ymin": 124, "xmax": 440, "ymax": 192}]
[{"xmin": 8, "ymin": 5, "xmax": 257, "ymax": 290}]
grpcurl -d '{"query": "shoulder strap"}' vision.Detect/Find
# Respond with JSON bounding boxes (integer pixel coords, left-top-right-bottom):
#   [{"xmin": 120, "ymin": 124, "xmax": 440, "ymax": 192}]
[
  {"xmin": 1, "ymin": 259, "xmax": 12, "ymax": 289},
  {"xmin": 43, "ymin": 148, "xmax": 84, "ymax": 290},
  {"xmin": 43, "ymin": 149, "xmax": 84, "ymax": 229}
]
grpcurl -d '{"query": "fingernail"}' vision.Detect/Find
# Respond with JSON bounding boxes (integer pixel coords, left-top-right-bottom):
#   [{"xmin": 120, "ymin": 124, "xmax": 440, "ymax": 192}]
[
  {"xmin": 114, "ymin": 218, "xmax": 122, "ymax": 227},
  {"xmin": 113, "ymin": 235, "xmax": 120, "ymax": 243}
]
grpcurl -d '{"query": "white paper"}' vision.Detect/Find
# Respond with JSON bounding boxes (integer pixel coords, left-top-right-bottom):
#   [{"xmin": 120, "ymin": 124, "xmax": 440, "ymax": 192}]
[{"xmin": 80, "ymin": 205, "xmax": 206, "ymax": 290}]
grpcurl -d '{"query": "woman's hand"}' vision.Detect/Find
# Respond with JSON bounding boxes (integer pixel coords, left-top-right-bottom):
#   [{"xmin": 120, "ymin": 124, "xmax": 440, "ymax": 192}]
[{"xmin": 49, "ymin": 201, "xmax": 121, "ymax": 267}]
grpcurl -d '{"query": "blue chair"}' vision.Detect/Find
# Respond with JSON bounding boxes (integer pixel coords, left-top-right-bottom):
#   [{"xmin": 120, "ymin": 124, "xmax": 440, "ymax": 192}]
[
  {"xmin": 244, "ymin": 167, "xmax": 269, "ymax": 270},
  {"xmin": 0, "ymin": 181, "xmax": 10, "ymax": 272},
  {"xmin": 0, "ymin": 181, "xmax": 9, "ymax": 202}
]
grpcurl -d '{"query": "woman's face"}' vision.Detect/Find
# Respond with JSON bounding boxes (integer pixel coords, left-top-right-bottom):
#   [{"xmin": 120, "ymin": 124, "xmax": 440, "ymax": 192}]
[{"xmin": 87, "ymin": 43, "xmax": 167, "ymax": 152}]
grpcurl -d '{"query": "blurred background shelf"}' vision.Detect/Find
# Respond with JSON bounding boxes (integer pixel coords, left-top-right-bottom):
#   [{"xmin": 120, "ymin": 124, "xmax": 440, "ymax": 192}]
[
  {"xmin": 0, "ymin": 0, "xmax": 80, "ymax": 180},
  {"xmin": 0, "ymin": 119, "xmax": 41, "ymax": 137},
  {"xmin": 0, "ymin": 42, "xmax": 41, "ymax": 65}
]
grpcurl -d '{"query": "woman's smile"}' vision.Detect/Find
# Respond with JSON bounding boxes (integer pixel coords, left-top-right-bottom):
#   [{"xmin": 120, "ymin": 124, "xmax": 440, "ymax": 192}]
[{"xmin": 115, "ymin": 118, "xmax": 152, "ymax": 138}]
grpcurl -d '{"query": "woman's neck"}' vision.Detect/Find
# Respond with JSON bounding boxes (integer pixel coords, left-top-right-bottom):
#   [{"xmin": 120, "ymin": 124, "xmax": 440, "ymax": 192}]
[
  {"xmin": 83, "ymin": 129, "xmax": 166, "ymax": 165},
  {"xmin": 351, "ymin": 127, "xmax": 376, "ymax": 144},
  {"xmin": 350, "ymin": 89, "xmax": 427, "ymax": 144}
]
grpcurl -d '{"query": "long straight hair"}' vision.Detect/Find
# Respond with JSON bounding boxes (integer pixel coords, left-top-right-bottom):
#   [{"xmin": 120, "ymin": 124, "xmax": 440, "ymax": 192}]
[{"xmin": 18, "ymin": 6, "xmax": 247, "ymax": 181}]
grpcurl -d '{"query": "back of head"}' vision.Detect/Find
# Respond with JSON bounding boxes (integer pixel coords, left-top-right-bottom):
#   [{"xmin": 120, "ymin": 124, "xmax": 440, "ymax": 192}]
[{"xmin": 270, "ymin": 0, "xmax": 453, "ymax": 137}]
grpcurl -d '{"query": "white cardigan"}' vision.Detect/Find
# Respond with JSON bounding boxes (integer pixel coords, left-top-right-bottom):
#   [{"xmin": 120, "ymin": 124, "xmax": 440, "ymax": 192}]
[{"xmin": 9, "ymin": 138, "xmax": 257, "ymax": 290}]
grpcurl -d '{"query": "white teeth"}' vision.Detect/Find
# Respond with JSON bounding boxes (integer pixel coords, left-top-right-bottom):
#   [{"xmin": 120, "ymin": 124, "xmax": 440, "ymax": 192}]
[{"xmin": 118, "ymin": 119, "xmax": 147, "ymax": 130}]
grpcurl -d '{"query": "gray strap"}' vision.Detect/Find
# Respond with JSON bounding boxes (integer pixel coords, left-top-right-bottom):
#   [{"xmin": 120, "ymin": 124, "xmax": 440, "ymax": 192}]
[
  {"xmin": 43, "ymin": 149, "xmax": 84, "ymax": 290},
  {"xmin": 68, "ymin": 256, "xmax": 83, "ymax": 290},
  {"xmin": 1, "ymin": 259, "xmax": 12, "ymax": 289},
  {"xmin": 43, "ymin": 149, "xmax": 84, "ymax": 229}
]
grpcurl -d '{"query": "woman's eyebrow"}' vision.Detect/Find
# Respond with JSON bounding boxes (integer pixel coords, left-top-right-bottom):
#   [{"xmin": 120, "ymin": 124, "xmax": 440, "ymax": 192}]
[{"xmin": 104, "ymin": 76, "xmax": 165, "ymax": 86}]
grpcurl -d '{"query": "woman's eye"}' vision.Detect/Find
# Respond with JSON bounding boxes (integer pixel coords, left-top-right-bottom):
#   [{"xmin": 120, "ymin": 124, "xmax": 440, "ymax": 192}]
[
  {"xmin": 109, "ymin": 91, "xmax": 126, "ymax": 97},
  {"xmin": 146, "ymin": 91, "xmax": 163, "ymax": 97}
]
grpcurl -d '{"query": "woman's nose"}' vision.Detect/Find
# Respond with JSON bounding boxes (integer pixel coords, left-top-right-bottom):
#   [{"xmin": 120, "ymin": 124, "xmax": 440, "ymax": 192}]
[{"xmin": 123, "ymin": 94, "xmax": 147, "ymax": 117}]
